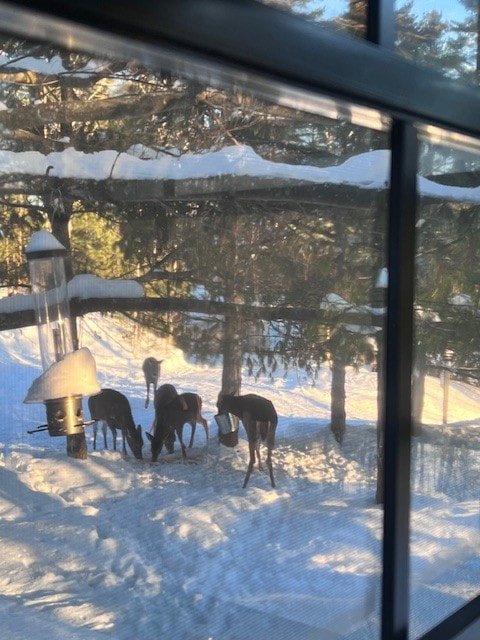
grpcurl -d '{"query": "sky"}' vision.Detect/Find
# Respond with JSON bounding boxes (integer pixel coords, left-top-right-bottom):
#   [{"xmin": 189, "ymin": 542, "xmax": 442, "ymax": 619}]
[{"xmin": 285, "ymin": 0, "xmax": 470, "ymax": 23}]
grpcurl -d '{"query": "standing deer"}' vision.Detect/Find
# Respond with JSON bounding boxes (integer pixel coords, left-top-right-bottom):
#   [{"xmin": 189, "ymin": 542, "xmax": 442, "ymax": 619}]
[
  {"xmin": 142, "ymin": 357, "xmax": 164, "ymax": 408},
  {"xmin": 88, "ymin": 388, "xmax": 144, "ymax": 459},
  {"xmin": 146, "ymin": 390, "xmax": 209, "ymax": 461},
  {"xmin": 216, "ymin": 392, "xmax": 278, "ymax": 488}
]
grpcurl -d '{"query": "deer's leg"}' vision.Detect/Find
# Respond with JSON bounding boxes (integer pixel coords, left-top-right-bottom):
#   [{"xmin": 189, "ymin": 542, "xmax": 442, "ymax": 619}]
[
  {"xmin": 121, "ymin": 429, "xmax": 127, "ymax": 457},
  {"xmin": 102, "ymin": 422, "xmax": 108, "ymax": 449},
  {"xmin": 176, "ymin": 426, "xmax": 187, "ymax": 461},
  {"xmin": 111, "ymin": 426, "xmax": 117, "ymax": 451},
  {"xmin": 256, "ymin": 442, "xmax": 263, "ymax": 470},
  {"xmin": 188, "ymin": 422, "xmax": 196, "ymax": 448},
  {"xmin": 266, "ymin": 444, "xmax": 275, "ymax": 488},
  {"xmin": 145, "ymin": 383, "xmax": 150, "ymax": 409},
  {"xmin": 243, "ymin": 440, "xmax": 256, "ymax": 488},
  {"xmin": 200, "ymin": 416, "xmax": 209, "ymax": 440},
  {"xmin": 165, "ymin": 426, "xmax": 175, "ymax": 454},
  {"xmin": 93, "ymin": 423, "xmax": 98, "ymax": 450},
  {"xmin": 266, "ymin": 424, "xmax": 276, "ymax": 487},
  {"xmin": 254, "ymin": 421, "xmax": 263, "ymax": 470},
  {"xmin": 242, "ymin": 420, "xmax": 256, "ymax": 488}
]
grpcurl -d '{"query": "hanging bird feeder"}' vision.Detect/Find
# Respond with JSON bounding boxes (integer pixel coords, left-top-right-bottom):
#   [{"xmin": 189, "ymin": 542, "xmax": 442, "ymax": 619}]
[{"xmin": 24, "ymin": 230, "xmax": 99, "ymax": 436}]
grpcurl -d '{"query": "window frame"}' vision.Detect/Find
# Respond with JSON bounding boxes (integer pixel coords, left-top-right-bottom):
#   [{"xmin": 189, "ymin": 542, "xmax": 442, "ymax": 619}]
[{"xmin": 0, "ymin": 1, "xmax": 479, "ymax": 638}]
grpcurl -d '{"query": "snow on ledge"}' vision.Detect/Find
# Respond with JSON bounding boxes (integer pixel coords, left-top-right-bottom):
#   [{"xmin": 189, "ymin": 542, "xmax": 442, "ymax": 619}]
[
  {"xmin": 67, "ymin": 274, "xmax": 144, "ymax": 300},
  {"xmin": 23, "ymin": 347, "xmax": 100, "ymax": 403},
  {"xmin": 0, "ymin": 274, "xmax": 144, "ymax": 315}
]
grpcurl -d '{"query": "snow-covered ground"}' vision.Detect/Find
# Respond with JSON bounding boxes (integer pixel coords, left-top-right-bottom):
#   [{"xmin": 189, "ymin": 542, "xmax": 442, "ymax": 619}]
[{"xmin": 0, "ymin": 313, "xmax": 478, "ymax": 639}]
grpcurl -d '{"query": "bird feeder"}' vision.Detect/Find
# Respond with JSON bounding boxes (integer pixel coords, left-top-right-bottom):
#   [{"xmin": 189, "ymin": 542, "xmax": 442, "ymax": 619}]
[
  {"xmin": 24, "ymin": 231, "xmax": 91, "ymax": 437},
  {"xmin": 214, "ymin": 412, "xmax": 238, "ymax": 435}
]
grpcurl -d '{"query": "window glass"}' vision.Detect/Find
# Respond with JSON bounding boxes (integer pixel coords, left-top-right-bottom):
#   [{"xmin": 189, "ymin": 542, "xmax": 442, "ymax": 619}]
[
  {"xmin": 0, "ymin": 32, "xmax": 390, "ymax": 639},
  {"xmin": 395, "ymin": 1, "xmax": 479, "ymax": 83},
  {"xmin": 410, "ymin": 125, "xmax": 480, "ymax": 637},
  {"xmin": 256, "ymin": 1, "xmax": 367, "ymax": 38}
]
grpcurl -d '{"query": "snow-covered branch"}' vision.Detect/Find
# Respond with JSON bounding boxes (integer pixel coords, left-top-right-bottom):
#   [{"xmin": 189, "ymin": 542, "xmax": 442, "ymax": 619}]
[{"xmin": 0, "ymin": 144, "xmax": 478, "ymax": 205}]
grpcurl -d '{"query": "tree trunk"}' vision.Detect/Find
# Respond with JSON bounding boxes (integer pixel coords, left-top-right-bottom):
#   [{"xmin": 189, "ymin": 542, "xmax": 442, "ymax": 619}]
[
  {"xmin": 330, "ymin": 356, "xmax": 346, "ymax": 444},
  {"xmin": 219, "ymin": 213, "xmax": 243, "ymax": 447},
  {"xmin": 221, "ymin": 307, "xmax": 243, "ymax": 396}
]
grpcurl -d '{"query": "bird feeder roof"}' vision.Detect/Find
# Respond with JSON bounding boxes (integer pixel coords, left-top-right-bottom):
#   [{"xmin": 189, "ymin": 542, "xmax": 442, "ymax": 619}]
[{"xmin": 25, "ymin": 230, "xmax": 67, "ymax": 259}]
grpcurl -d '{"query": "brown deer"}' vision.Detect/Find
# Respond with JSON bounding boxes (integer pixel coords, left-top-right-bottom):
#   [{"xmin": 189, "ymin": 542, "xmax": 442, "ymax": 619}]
[
  {"xmin": 146, "ymin": 390, "xmax": 209, "ymax": 461},
  {"xmin": 88, "ymin": 388, "xmax": 143, "ymax": 459},
  {"xmin": 148, "ymin": 383, "xmax": 179, "ymax": 453},
  {"xmin": 216, "ymin": 392, "xmax": 278, "ymax": 488},
  {"xmin": 142, "ymin": 357, "xmax": 164, "ymax": 408}
]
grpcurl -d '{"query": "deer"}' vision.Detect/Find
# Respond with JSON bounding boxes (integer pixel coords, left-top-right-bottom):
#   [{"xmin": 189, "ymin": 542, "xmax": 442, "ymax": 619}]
[
  {"xmin": 147, "ymin": 383, "xmax": 179, "ymax": 453},
  {"xmin": 92, "ymin": 419, "xmax": 116, "ymax": 452},
  {"xmin": 88, "ymin": 388, "xmax": 144, "ymax": 459},
  {"xmin": 146, "ymin": 390, "xmax": 209, "ymax": 462},
  {"xmin": 152, "ymin": 385, "xmax": 209, "ymax": 450},
  {"xmin": 216, "ymin": 392, "xmax": 278, "ymax": 488},
  {"xmin": 142, "ymin": 357, "xmax": 164, "ymax": 408}
]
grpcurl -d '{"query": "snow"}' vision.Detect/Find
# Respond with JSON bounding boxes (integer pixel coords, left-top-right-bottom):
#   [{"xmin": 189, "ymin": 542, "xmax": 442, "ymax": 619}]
[
  {"xmin": 375, "ymin": 267, "xmax": 388, "ymax": 289},
  {"xmin": 1, "ymin": 144, "xmax": 480, "ymax": 203},
  {"xmin": 0, "ymin": 53, "xmax": 110, "ymax": 78},
  {"xmin": 25, "ymin": 230, "xmax": 66, "ymax": 254},
  {"xmin": 0, "ymin": 312, "xmax": 478, "ymax": 639},
  {"xmin": 67, "ymin": 274, "xmax": 144, "ymax": 300},
  {"xmin": 23, "ymin": 347, "xmax": 100, "ymax": 403},
  {"xmin": 0, "ymin": 274, "xmax": 144, "ymax": 314},
  {"xmin": 449, "ymin": 294, "xmax": 472, "ymax": 307}
]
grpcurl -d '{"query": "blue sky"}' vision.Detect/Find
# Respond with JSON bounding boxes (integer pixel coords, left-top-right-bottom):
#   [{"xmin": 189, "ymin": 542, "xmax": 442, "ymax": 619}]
[{"xmin": 318, "ymin": 0, "xmax": 470, "ymax": 22}]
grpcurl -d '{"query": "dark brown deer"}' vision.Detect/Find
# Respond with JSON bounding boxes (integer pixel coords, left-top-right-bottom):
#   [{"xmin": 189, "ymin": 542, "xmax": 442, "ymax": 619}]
[
  {"xmin": 216, "ymin": 393, "xmax": 278, "ymax": 488},
  {"xmin": 148, "ymin": 383, "xmax": 179, "ymax": 453},
  {"xmin": 142, "ymin": 357, "xmax": 163, "ymax": 408},
  {"xmin": 88, "ymin": 388, "xmax": 143, "ymax": 459},
  {"xmin": 146, "ymin": 391, "xmax": 209, "ymax": 461}
]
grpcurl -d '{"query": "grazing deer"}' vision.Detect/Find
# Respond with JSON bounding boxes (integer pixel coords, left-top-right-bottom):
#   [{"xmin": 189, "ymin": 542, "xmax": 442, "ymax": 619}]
[
  {"xmin": 142, "ymin": 357, "xmax": 164, "ymax": 408},
  {"xmin": 148, "ymin": 383, "xmax": 179, "ymax": 452},
  {"xmin": 88, "ymin": 388, "xmax": 143, "ymax": 459},
  {"xmin": 146, "ymin": 391, "xmax": 209, "ymax": 462},
  {"xmin": 217, "ymin": 392, "xmax": 278, "ymax": 488}
]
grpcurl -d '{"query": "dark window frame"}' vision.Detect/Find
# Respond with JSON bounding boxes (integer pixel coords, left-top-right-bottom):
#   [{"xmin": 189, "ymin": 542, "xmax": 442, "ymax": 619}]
[{"xmin": 1, "ymin": 1, "xmax": 479, "ymax": 638}]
